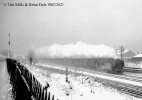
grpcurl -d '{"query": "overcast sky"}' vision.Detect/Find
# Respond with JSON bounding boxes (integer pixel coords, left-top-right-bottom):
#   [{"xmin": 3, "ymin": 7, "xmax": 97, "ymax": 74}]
[{"xmin": 0, "ymin": 0, "xmax": 142, "ymax": 55}]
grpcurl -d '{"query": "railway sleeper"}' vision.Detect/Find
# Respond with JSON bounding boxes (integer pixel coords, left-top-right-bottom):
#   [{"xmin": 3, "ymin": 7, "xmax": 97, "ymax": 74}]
[
  {"xmin": 126, "ymin": 89, "xmax": 142, "ymax": 97},
  {"xmin": 93, "ymin": 77, "xmax": 142, "ymax": 98},
  {"xmin": 127, "ymin": 87, "xmax": 142, "ymax": 93},
  {"xmin": 120, "ymin": 89, "xmax": 142, "ymax": 98},
  {"xmin": 129, "ymin": 93, "xmax": 142, "ymax": 98}
]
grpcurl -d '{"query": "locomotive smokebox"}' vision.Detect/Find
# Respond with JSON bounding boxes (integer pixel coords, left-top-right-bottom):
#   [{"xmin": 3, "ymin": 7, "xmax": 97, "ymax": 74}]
[{"xmin": 112, "ymin": 59, "xmax": 125, "ymax": 74}]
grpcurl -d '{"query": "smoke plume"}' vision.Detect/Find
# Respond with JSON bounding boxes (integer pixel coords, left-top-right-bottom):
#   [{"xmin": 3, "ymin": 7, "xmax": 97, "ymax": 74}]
[{"xmin": 35, "ymin": 42, "xmax": 117, "ymax": 58}]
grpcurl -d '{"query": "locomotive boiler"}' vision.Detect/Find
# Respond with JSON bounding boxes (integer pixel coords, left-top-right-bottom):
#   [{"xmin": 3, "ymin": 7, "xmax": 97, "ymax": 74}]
[{"xmin": 43, "ymin": 57, "xmax": 125, "ymax": 75}]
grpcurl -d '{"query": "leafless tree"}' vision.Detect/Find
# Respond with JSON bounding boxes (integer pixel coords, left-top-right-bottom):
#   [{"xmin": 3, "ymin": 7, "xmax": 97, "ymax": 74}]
[{"xmin": 27, "ymin": 49, "xmax": 37, "ymax": 65}]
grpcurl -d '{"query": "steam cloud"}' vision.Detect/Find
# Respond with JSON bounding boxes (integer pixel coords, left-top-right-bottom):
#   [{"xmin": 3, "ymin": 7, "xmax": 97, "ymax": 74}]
[{"xmin": 35, "ymin": 42, "xmax": 117, "ymax": 58}]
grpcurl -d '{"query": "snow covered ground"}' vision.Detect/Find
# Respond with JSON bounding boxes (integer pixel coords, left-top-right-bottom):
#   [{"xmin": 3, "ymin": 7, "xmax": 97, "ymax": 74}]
[
  {"xmin": 0, "ymin": 60, "xmax": 12, "ymax": 100},
  {"xmin": 125, "ymin": 62, "xmax": 142, "ymax": 69},
  {"xmin": 26, "ymin": 63, "xmax": 142, "ymax": 100}
]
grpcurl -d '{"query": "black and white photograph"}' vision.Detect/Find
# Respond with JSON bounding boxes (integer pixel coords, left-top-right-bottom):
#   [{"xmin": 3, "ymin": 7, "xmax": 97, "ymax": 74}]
[{"xmin": 0, "ymin": 0, "xmax": 142, "ymax": 100}]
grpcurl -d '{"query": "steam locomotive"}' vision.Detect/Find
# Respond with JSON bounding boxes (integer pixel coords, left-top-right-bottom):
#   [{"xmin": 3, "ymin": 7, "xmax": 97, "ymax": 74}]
[
  {"xmin": 87, "ymin": 58, "xmax": 125, "ymax": 75},
  {"xmin": 43, "ymin": 57, "xmax": 125, "ymax": 75}
]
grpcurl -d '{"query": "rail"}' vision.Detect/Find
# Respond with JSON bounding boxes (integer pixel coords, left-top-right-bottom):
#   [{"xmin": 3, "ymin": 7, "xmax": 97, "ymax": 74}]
[{"xmin": 124, "ymin": 67, "xmax": 142, "ymax": 73}]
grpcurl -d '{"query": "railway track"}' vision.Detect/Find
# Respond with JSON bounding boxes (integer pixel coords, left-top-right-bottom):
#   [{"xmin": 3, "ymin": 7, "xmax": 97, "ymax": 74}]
[
  {"xmin": 94, "ymin": 70, "xmax": 142, "ymax": 83},
  {"xmin": 89, "ymin": 70, "xmax": 142, "ymax": 98},
  {"xmin": 72, "ymin": 68, "xmax": 142, "ymax": 98},
  {"xmin": 124, "ymin": 67, "xmax": 142, "ymax": 73},
  {"xmin": 35, "ymin": 63, "xmax": 142, "ymax": 98},
  {"xmin": 110, "ymin": 83, "xmax": 142, "ymax": 98},
  {"xmin": 95, "ymin": 78, "xmax": 142, "ymax": 98}
]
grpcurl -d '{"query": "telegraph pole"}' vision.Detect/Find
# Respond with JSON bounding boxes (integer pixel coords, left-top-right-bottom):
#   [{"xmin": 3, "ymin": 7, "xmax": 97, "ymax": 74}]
[
  {"xmin": 82, "ymin": 70, "xmax": 83, "ymax": 84},
  {"xmin": 120, "ymin": 45, "xmax": 124, "ymax": 60},
  {"xmin": 8, "ymin": 33, "xmax": 11, "ymax": 58}
]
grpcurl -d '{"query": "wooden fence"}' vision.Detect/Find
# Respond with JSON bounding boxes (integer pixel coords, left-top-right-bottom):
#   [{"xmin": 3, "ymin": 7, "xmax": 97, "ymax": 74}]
[{"xmin": 6, "ymin": 58, "xmax": 59, "ymax": 100}]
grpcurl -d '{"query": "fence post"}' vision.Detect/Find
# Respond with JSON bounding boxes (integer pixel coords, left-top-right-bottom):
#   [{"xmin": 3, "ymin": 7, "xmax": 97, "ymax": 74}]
[
  {"xmin": 48, "ymin": 92, "xmax": 50, "ymax": 100},
  {"xmin": 44, "ymin": 89, "xmax": 48, "ymax": 100},
  {"xmin": 52, "ymin": 95, "xmax": 54, "ymax": 100}
]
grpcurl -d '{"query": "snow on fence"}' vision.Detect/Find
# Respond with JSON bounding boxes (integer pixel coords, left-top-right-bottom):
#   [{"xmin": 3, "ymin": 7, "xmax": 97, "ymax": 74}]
[{"xmin": 6, "ymin": 58, "xmax": 58, "ymax": 100}]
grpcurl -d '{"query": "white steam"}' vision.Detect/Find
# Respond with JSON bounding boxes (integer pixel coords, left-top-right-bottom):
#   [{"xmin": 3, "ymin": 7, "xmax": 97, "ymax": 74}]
[{"xmin": 35, "ymin": 42, "xmax": 117, "ymax": 58}]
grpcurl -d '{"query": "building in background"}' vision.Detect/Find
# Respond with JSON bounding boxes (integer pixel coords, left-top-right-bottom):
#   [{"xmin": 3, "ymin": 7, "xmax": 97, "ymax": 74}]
[
  {"xmin": 131, "ymin": 54, "xmax": 142, "ymax": 62},
  {"xmin": 116, "ymin": 49, "xmax": 136, "ymax": 58}
]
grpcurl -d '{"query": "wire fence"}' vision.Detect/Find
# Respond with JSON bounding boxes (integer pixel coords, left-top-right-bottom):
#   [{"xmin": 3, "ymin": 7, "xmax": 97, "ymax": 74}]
[{"xmin": 6, "ymin": 58, "xmax": 59, "ymax": 100}]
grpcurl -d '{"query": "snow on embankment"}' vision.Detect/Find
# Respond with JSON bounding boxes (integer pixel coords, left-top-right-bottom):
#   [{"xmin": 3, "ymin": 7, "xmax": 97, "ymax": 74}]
[
  {"xmin": 0, "ymin": 60, "xmax": 13, "ymax": 100},
  {"xmin": 26, "ymin": 64, "xmax": 141, "ymax": 100}
]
